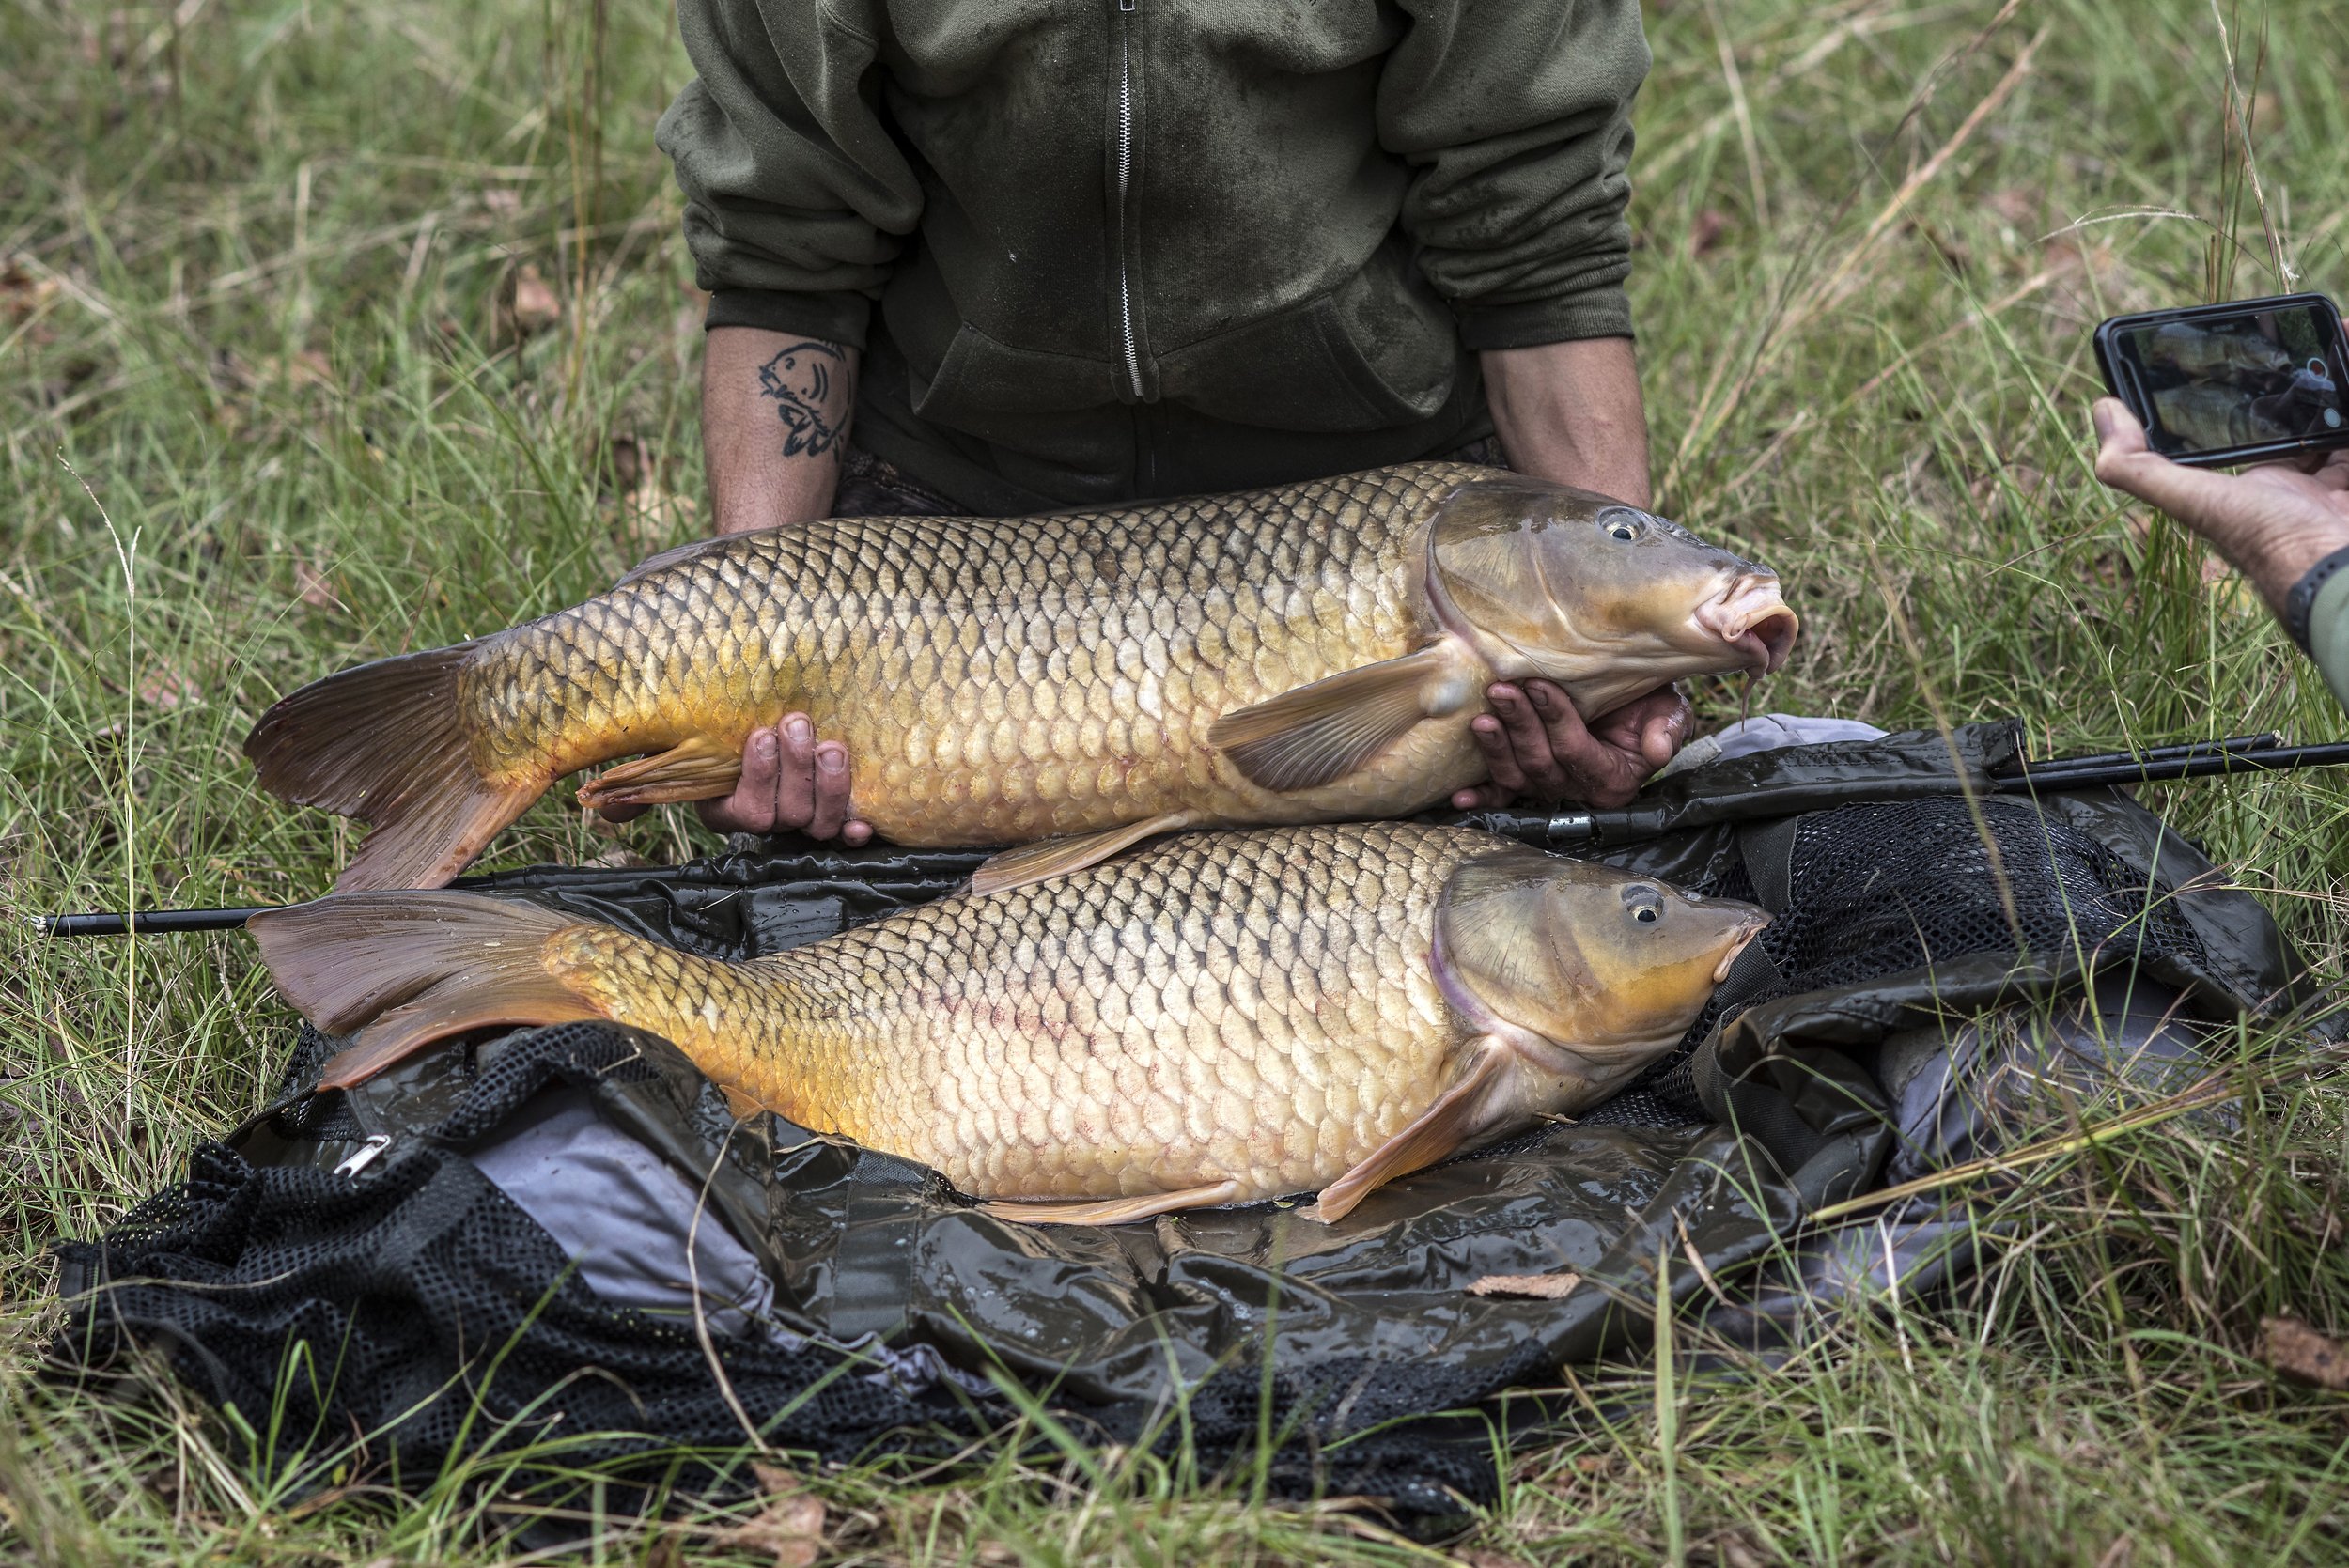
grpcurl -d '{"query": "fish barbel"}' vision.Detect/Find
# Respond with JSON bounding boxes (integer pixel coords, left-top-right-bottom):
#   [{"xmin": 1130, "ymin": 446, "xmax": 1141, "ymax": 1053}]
[
  {"xmin": 247, "ymin": 463, "xmax": 1797, "ymax": 893},
  {"xmin": 249, "ymin": 823, "xmax": 1766, "ymax": 1224}
]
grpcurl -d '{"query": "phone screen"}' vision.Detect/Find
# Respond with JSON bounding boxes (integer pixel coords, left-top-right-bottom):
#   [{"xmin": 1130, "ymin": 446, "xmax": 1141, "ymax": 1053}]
[{"xmin": 2106, "ymin": 302, "xmax": 2346, "ymax": 458}]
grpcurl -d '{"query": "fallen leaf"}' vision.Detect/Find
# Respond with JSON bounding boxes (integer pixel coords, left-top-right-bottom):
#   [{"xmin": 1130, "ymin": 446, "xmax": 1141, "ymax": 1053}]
[
  {"xmin": 605, "ymin": 431, "xmax": 651, "ymax": 496},
  {"xmin": 729, "ymin": 1464, "xmax": 826, "ymax": 1568},
  {"xmin": 1, "ymin": 260, "xmax": 61, "ymax": 325},
  {"xmin": 2248, "ymin": 90, "xmax": 2283, "ymax": 138},
  {"xmin": 136, "ymin": 664, "xmax": 200, "ymax": 711},
  {"xmin": 612, "ymin": 485, "xmax": 700, "ymax": 556},
  {"xmin": 587, "ymin": 844, "xmax": 654, "ymax": 870},
  {"xmin": 2260, "ymin": 1314, "xmax": 2349, "ymax": 1390},
  {"xmin": 1688, "ymin": 208, "xmax": 1732, "ymax": 259},
  {"xmin": 1986, "ymin": 186, "xmax": 2040, "ymax": 227},
  {"xmin": 1467, "ymin": 1271, "xmax": 1579, "ymax": 1300},
  {"xmin": 293, "ymin": 558, "xmax": 346, "ymax": 613},
  {"xmin": 498, "ymin": 262, "xmax": 562, "ymax": 340},
  {"xmin": 482, "ymin": 188, "xmax": 522, "ymax": 218}
]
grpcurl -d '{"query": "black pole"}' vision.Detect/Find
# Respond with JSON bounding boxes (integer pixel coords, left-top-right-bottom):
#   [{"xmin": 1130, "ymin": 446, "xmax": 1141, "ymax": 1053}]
[
  {"xmin": 37, "ymin": 907, "xmax": 272, "ymax": 938},
  {"xmin": 34, "ymin": 732, "xmax": 2349, "ymax": 936}
]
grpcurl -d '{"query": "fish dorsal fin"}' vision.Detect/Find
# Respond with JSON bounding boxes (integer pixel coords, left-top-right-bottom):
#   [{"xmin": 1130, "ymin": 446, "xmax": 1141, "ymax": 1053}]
[
  {"xmin": 1207, "ymin": 645, "xmax": 1455, "ymax": 794},
  {"xmin": 613, "ymin": 536, "xmax": 723, "ymax": 589},
  {"xmin": 1302, "ymin": 1040, "xmax": 1512, "ymax": 1223},
  {"xmin": 969, "ymin": 812, "xmax": 1194, "ymax": 896}
]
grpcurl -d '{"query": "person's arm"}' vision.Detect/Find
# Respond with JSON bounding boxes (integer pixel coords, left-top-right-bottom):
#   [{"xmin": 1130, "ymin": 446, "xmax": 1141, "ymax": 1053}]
[
  {"xmin": 703, "ymin": 327, "xmax": 859, "ymax": 536},
  {"xmin": 2092, "ymin": 396, "xmax": 2349, "ymax": 709},
  {"xmin": 1484, "ymin": 336, "xmax": 1651, "ymax": 507}
]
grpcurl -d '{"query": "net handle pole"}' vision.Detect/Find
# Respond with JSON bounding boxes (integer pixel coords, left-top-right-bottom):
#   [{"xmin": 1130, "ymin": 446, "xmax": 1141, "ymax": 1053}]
[{"xmin": 35, "ymin": 908, "xmax": 272, "ymax": 937}]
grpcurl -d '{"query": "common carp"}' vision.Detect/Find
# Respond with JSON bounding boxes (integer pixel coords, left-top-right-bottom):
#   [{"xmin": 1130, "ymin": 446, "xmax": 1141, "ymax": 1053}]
[
  {"xmin": 2141, "ymin": 322, "xmax": 2295, "ymax": 382},
  {"xmin": 247, "ymin": 463, "xmax": 1797, "ymax": 893},
  {"xmin": 249, "ymin": 823, "xmax": 1766, "ymax": 1223}
]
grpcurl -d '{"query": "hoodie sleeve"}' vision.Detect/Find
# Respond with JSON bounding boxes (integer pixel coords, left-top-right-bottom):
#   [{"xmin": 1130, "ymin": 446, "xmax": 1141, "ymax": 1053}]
[
  {"xmin": 654, "ymin": 0, "xmax": 923, "ymax": 349},
  {"xmin": 1377, "ymin": 0, "xmax": 1650, "ymax": 349}
]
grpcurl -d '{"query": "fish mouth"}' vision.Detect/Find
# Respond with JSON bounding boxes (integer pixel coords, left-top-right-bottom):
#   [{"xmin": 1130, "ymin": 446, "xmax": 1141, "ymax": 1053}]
[
  {"xmin": 1712, "ymin": 913, "xmax": 1771, "ymax": 983},
  {"xmin": 1695, "ymin": 574, "xmax": 1799, "ymax": 673}
]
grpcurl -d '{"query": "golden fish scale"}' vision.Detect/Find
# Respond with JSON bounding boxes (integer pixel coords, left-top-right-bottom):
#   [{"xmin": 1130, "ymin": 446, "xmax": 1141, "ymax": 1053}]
[
  {"xmin": 457, "ymin": 464, "xmax": 1497, "ymax": 842},
  {"xmin": 546, "ymin": 823, "xmax": 1495, "ymax": 1203}
]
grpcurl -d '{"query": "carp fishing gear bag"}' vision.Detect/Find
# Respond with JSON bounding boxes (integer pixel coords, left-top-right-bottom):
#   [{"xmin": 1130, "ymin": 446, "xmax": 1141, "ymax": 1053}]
[{"xmin": 47, "ymin": 720, "xmax": 2332, "ymax": 1529}]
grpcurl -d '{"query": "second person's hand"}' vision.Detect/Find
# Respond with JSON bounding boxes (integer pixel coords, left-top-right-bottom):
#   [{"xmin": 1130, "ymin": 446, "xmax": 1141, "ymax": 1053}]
[{"xmin": 596, "ymin": 714, "xmax": 872, "ymax": 843}]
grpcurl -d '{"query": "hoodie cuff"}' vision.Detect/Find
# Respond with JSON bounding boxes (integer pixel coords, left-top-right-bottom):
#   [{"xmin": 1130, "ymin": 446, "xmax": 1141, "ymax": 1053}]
[
  {"xmin": 705, "ymin": 288, "xmax": 871, "ymax": 351},
  {"xmin": 1454, "ymin": 288, "xmax": 1636, "ymax": 352}
]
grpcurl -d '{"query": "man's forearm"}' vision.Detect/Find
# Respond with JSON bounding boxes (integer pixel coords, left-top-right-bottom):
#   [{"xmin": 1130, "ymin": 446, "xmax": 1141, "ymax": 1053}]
[
  {"xmin": 702, "ymin": 327, "xmax": 861, "ymax": 536},
  {"xmin": 1483, "ymin": 337, "xmax": 1652, "ymax": 509}
]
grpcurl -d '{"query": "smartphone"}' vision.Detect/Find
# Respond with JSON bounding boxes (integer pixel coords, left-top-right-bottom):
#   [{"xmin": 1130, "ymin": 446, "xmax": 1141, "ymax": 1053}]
[{"xmin": 2094, "ymin": 291, "xmax": 2349, "ymax": 468}]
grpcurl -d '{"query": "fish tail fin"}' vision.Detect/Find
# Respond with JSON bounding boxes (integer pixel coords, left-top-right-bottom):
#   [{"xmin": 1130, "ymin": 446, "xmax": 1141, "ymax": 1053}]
[
  {"xmin": 243, "ymin": 644, "xmax": 539, "ymax": 891},
  {"xmin": 249, "ymin": 892, "xmax": 600, "ymax": 1089}
]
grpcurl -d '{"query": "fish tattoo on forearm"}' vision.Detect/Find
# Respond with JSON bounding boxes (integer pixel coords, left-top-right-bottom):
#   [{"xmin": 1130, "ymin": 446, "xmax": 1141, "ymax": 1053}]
[{"xmin": 757, "ymin": 341, "xmax": 849, "ymax": 458}]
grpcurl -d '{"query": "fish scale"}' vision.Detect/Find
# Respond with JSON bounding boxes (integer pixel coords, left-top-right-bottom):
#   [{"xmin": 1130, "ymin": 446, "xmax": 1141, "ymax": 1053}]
[{"xmin": 549, "ymin": 823, "xmax": 1476, "ymax": 1202}]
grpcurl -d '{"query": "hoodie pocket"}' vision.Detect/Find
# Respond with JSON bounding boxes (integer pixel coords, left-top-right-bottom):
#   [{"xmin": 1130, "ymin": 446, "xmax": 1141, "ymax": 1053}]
[{"xmin": 1157, "ymin": 245, "xmax": 1460, "ymax": 432}]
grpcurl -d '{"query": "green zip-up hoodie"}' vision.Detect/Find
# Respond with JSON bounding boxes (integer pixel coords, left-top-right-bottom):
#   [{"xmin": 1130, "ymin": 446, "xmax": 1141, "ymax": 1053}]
[{"xmin": 657, "ymin": 0, "xmax": 1650, "ymax": 512}]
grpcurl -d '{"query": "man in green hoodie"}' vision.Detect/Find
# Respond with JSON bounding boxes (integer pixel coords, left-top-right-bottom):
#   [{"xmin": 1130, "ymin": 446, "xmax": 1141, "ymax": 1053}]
[{"xmin": 642, "ymin": 0, "xmax": 1679, "ymax": 843}]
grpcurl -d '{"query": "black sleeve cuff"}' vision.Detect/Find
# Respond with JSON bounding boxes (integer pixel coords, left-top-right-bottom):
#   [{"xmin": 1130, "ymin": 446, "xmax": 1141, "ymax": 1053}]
[
  {"xmin": 2284, "ymin": 545, "xmax": 2349, "ymax": 653},
  {"xmin": 704, "ymin": 288, "xmax": 872, "ymax": 351}
]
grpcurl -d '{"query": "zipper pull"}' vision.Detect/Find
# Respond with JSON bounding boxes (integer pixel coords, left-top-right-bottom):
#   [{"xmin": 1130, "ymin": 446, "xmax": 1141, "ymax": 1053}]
[{"xmin": 1119, "ymin": 0, "xmax": 1137, "ymax": 11}]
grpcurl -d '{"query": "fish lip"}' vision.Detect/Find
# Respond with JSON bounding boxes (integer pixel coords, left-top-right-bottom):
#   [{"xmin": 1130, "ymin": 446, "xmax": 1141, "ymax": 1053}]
[
  {"xmin": 1694, "ymin": 574, "xmax": 1799, "ymax": 673},
  {"xmin": 1712, "ymin": 914, "xmax": 1770, "ymax": 984}
]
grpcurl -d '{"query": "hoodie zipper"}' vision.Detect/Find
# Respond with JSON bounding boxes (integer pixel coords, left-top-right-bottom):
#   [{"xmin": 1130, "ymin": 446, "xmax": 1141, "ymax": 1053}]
[{"xmin": 1112, "ymin": 0, "xmax": 1143, "ymax": 400}]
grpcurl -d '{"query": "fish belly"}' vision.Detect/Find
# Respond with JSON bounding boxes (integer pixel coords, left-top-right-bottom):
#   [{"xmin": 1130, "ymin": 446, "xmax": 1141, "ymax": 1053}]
[
  {"xmin": 459, "ymin": 466, "xmax": 1496, "ymax": 837},
  {"xmin": 552, "ymin": 823, "xmax": 1494, "ymax": 1203}
]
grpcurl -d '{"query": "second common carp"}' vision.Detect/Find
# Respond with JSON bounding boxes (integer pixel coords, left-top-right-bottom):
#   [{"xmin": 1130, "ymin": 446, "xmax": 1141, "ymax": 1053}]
[
  {"xmin": 249, "ymin": 823, "xmax": 1766, "ymax": 1223},
  {"xmin": 248, "ymin": 463, "xmax": 1797, "ymax": 893}
]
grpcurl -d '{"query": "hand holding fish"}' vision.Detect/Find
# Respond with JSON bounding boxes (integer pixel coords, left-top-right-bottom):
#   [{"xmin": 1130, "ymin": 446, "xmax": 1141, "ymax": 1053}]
[
  {"xmin": 595, "ymin": 713, "xmax": 872, "ymax": 844},
  {"xmin": 1451, "ymin": 681, "xmax": 1689, "ymax": 812}
]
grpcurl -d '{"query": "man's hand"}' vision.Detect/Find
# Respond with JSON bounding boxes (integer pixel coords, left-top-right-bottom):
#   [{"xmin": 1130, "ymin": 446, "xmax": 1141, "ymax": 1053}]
[
  {"xmin": 597, "ymin": 715, "xmax": 872, "ymax": 843},
  {"xmin": 1451, "ymin": 682, "xmax": 1689, "ymax": 812},
  {"xmin": 2092, "ymin": 396, "xmax": 2349, "ymax": 616}
]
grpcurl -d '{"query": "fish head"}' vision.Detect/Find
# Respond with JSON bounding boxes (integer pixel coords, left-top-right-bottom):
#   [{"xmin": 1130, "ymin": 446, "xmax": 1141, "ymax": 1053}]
[
  {"xmin": 1436, "ymin": 847, "xmax": 1769, "ymax": 1078},
  {"xmin": 1425, "ymin": 476, "xmax": 1798, "ymax": 718}
]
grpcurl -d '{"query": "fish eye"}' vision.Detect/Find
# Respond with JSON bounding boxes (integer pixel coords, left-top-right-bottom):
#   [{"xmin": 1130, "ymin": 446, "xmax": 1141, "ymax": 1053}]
[
  {"xmin": 1597, "ymin": 507, "xmax": 1644, "ymax": 543},
  {"xmin": 1621, "ymin": 885, "xmax": 1663, "ymax": 923}
]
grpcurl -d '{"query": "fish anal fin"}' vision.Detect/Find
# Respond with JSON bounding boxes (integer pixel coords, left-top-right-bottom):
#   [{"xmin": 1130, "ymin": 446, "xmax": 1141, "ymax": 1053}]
[
  {"xmin": 977, "ymin": 1179, "xmax": 1242, "ymax": 1227},
  {"xmin": 576, "ymin": 735, "xmax": 744, "ymax": 811},
  {"xmin": 969, "ymin": 813, "xmax": 1193, "ymax": 896},
  {"xmin": 1304, "ymin": 1042, "xmax": 1513, "ymax": 1224},
  {"xmin": 1208, "ymin": 645, "xmax": 1457, "ymax": 794}
]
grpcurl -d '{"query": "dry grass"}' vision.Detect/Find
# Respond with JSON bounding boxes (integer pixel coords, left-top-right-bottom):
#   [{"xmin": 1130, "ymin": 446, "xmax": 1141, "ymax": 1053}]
[{"xmin": 3, "ymin": 0, "xmax": 2347, "ymax": 1561}]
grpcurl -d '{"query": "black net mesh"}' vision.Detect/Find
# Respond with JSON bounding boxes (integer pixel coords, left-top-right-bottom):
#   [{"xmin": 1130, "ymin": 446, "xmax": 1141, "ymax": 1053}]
[{"xmin": 1583, "ymin": 796, "xmax": 2210, "ymax": 1124}]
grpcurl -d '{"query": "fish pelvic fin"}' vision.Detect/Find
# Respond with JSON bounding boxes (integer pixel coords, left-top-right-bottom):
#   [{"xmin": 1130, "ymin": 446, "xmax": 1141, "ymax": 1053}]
[
  {"xmin": 968, "ymin": 812, "xmax": 1194, "ymax": 897},
  {"xmin": 977, "ymin": 1180, "xmax": 1242, "ymax": 1227},
  {"xmin": 575, "ymin": 735, "xmax": 745, "ymax": 812},
  {"xmin": 244, "ymin": 643, "xmax": 539, "ymax": 891},
  {"xmin": 1303, "ymin": 1041, "xmax": 1511, "ymax": 1224},
  {"xmin": 1207, "ymin": 645, "xmax": 1456, "ymax": 793},
  {"xmin": 249, "ymin": 892, "xmax": 600, "ymax": 1089}
]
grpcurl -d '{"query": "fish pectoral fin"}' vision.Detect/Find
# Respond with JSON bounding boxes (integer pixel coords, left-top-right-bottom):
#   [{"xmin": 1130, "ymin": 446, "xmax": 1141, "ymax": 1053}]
[
  {"xmin": 1303, "ymin": 1042, "xmax": 1512, "ymax": 1224},
  {"xmin": 576, "ymin": 735, "xmax": 744, "ymax": 811},
  {"xmin": 969, "ymin": 813, "xmax": 1194, "ymax": 896},
  {"xmin": 1207, "ymin": 645, "xmax": 1452, "ymax": 793},
  {"xmin": 976, "ymin": 1179, "xmax": 1243, "ymax": 1228}
]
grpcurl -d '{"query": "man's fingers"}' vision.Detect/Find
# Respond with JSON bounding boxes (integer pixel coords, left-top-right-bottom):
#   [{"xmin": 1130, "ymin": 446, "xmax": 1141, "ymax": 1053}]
[
  {"xmin": 1487, "ymin": 686, "xmax": 1566, "ymax": 794},
  {"xmin": 772, "ymin": 716, "xmax": 817, "ymax": 829},
  {"xmin": 1470, "ymin": 712, "xmax": 1529, "ymax": 792},
  {"xmin": 807, "ymin": 743, "xmax": 851, "ymax": 839},
  {"xmin": 2090, "ymin": 396, "xmax": 2241, "ymax": 528}
]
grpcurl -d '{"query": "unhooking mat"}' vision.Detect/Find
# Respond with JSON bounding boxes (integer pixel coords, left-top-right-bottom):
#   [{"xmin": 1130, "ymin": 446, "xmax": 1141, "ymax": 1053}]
[{"xmin": 48, "ymin": 722, "xmax": 2328, "ymax": 1525}]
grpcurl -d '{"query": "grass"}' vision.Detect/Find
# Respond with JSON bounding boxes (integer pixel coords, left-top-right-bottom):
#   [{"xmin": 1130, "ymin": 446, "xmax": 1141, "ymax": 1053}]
[{"xmin": 2, "ymin": 0, "xmax": 2347, "ymax": 1560}]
